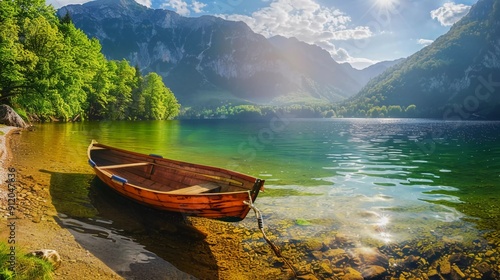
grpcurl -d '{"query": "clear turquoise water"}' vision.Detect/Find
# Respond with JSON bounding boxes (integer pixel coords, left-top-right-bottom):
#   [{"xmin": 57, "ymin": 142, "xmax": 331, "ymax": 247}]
[{"xmin": 21, "ymin": 118, "xmax": 500, "ymax": 243}]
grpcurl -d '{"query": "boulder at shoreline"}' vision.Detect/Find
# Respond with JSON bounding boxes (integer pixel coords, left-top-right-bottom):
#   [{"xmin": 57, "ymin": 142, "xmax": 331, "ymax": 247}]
[{"xmin": 0, "ymin": 104, "xmax": 27, "ymax": 128}]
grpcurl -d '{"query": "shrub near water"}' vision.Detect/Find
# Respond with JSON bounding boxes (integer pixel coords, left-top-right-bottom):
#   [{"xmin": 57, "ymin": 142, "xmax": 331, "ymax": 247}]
[{"xmin": 0, "ymin": 242, "xmax": 54, "ymax": 280}]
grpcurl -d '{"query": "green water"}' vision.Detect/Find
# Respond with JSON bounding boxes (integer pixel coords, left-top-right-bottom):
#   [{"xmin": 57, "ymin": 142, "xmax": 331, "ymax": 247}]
[{"xmin": 17, "ymin": 119, "xmax": 500, "ymax": 248}]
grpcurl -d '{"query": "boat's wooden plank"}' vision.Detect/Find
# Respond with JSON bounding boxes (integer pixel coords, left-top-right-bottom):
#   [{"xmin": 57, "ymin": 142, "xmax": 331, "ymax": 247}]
[
  {"xmin": 166, "ymin": 183, "xmax": 220, "ymax": 195},
  {"xmin": 91, "ymin": 146, "xmax": 107, "ymax": 150},
  {"xmin": 100, "ymin": 162, "xmax": 151, "ymax": 169},
  {"xmin": 148, "ymin": 182, "xmax": 167, "ymax": 191}
]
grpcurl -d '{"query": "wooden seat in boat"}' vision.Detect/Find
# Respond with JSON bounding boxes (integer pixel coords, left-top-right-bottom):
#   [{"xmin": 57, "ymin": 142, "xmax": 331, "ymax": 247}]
[{"xmin": 167, "ymin": 183, "xmax": 220, "ymax": 194}]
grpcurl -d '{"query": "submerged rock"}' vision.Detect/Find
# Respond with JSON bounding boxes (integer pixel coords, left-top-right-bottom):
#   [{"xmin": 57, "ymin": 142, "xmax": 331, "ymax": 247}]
[
  {"xmin": 0, "ymin": 104, "xmax": 27, "ymax": 128},
  {"xmin": 342, "ymin": 267, "xmax": 363, "ymax": 280},
  {"xmin": 449, "ymin": 253, "xmax": 473, "ymax": 267},
  {"xmin": 361, "ymin": 265, "xmax": 387, "ymax": 279},
  {"xmin": 451, "ymin": 264, "xmax": 466, "ymax": 279},
  {"xmin": 348, "ymin": 247, "xmax": 389, "ymax": 267},
  {"xmin": 437, "ymin": 259, "xmax": 451, "ymax": 275},
  {"xmin": 475, "ymin": 262, "xmax": 492, "ymax": 275}
]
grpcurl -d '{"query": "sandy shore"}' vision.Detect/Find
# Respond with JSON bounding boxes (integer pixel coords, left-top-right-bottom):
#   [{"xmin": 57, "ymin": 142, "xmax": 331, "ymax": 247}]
[{"xmin": 0, "ymin": 126, "xmax": 122, "ymax": 280}]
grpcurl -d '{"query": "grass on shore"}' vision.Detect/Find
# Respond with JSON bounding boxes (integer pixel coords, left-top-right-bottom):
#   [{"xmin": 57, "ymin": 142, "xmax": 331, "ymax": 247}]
[{"xmin": 0, "ymin": 242, "xmax": 53, "ymax": 280}]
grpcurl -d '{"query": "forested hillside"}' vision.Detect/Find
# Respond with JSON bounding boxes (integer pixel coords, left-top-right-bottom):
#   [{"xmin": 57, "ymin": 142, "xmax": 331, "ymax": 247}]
[
  {"xmin": 0, "ymin": 0, "xmax": 179, "ymax": 121},
  {"xmin": 343, "ymin": 0, "xmax": 500, "ymax": 119}
]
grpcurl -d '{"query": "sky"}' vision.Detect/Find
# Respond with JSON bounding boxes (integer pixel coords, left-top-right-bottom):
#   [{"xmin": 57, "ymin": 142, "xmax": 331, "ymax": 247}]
[{"xmin": 47, "ymin": 0, "xmax": 478, "ymax": 69}]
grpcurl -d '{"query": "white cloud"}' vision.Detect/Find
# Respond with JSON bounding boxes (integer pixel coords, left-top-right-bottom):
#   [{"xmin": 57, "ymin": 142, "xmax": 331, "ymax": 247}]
[
  {"xmin": 348, "ymin": 57, "xmax": 380, "ymax": 70},
  {"xmin": 417, "ymin": 38, "xmax": 433, "ymax": 46},
  {"xmin": 192, "ymin": 1, "xmax": 207, "ymax": 13},
  {"xmin": 135, "ymin": 0, "xmax": 152, "ymax": 8},
  {"xmin": 162, "ymin": 0, "xmax": 190, "ymax": 16},
  {"xmin": 217, "ymin": 0, "xmax": 373, "ymax": 64},
  {"xmin": 430, "ymin": 2, "xmax": 471, "ymax": 27},
  {"xmin": 161, "ymin": 0, "xmax": 207, "ymax": 16},
  {"xmin": 310, "ymin": 40, "xmax": 378, "ymax": 69}
]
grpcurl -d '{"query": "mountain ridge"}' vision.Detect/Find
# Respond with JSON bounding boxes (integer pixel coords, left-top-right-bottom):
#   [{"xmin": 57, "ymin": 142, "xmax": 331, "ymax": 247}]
[
  {"xmin": 348, "ymin": 0, "xmax": 500, "ymax": 119},
  {"xmin": 58, "ymin": 0, "xmax": 401, "ymax": 106}
]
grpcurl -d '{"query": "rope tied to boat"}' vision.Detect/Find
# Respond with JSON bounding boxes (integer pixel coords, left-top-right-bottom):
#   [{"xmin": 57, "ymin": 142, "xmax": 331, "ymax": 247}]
[{"xmin": 244, "ymin": 199, "xmax": 297, "ymax": 278}]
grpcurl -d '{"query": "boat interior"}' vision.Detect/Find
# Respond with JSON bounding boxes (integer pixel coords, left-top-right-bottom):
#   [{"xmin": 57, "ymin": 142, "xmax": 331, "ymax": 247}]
[{"xmin": 90, "ymin": 145, "xmax": 252, "ymax": 194}]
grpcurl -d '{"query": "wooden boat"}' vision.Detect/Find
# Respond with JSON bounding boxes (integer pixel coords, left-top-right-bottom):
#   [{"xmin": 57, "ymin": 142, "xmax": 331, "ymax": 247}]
[{"xmin": 87, "ymin": 140, "xmax": 265, "ymax": 221}]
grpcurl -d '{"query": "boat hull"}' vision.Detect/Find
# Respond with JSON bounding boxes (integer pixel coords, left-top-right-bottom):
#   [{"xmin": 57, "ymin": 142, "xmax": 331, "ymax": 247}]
[{"xmin": 88, "ymin": 141, "xmax": 264, "ymax": 221}]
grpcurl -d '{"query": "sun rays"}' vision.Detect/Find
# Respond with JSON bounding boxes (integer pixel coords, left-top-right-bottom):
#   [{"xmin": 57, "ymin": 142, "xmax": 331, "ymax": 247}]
[{"xmin": 374, "ymin": 0, "xmax": 400, "ymax": 11}]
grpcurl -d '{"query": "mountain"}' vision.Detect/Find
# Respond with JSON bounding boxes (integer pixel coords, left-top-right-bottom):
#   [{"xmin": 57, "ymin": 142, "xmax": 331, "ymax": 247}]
[
  {"xmin": 266, "ymin": 36, "xmax": 402, "ymax": 102},
  {"xmin": 349, "ymin": 0, "xmax": 500, "ymax": 119},
  {"xmin": 58, "ymin": 0, "xmax": 395, "ymax": 106}
]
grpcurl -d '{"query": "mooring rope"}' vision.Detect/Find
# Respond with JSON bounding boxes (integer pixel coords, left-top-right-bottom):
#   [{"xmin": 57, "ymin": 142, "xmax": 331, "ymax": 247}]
[{"xmin": 244, "ymin": 200, "xmax": 298, "ymax": 278}]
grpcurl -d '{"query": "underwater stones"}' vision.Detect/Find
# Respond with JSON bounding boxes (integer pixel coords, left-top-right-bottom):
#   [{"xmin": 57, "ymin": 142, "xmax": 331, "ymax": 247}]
[
  {"xmin": 335, "ymin": 233, "xmax": 350, "ymax": 245},
  {"xmin": 451, "ymin": 264, "xmax": 465, "ymax": 279},
  {"xmin": 449, "ymin": 253, "xmax": 473, "ymax": 267},
  {"xmin": 427, "ymin": 268, "xmax": 440, "ymax": 280},
  {"xmin": 317, "ymin": 261, "xmax": 333, "ymax": 277},
  {"xmin": 303, "ymin": 238, "xmax": 325, "ymax": 252},
  {"xmin": 342, "ymin": 267, "xmax": 363, "ymax": 280},
  {"xmin": 323, "ymin": 248, "xmax": 349, "ymax": 266},
  {"xmin": 402, "ymin": 255, "xmax": 421, "ymax": 269},
  {"xmin": 348, "ymin": 247, "xmax": 389, "ymax": 267},
  {"xmin": 311, "ymin": 250, "xmax": 323, "ymax": 260},
  {"xmin": 361, "ymin": 265, "xmax": 387, "ymax": 279},
  {"xmin": 297, "ymin": 273, "xmax": 319, "ymax": 280},
  {"xmin": 421, "ymin": 246, "xmax": 444, "ymax": 263},
  {"xmin": 485, "ymin": 250, "xmax": 495, "ymax": 258},
  {"xmin": 437, "ymin": 258, "xmax": 451, "ymax": 275},
  {"xmin": 475, "ymin": 261, "xmax": 492, "ymax": 276}
]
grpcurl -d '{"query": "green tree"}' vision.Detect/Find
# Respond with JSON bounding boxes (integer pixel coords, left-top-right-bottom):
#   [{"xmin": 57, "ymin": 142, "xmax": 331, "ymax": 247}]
[
  {"xmin": 0, "ymin": 0, "xmax": 180, "ymax": 121},
  {"xmin": 15, "ymin": 0, "xmax": 56, "ymax": 24},
  {"xmin": 387, "ymin": 105, "xmax": 403, "ymax": 117},
  {"xmin": 0, "ymin": 0, "xmax": 37, "ymax": 102},
  {"xmin": 12, "ymin": 16, "xmax": 67, "ymax": 119},
  {"xmin": 405, "ymin": 104, "xmax": 417, "ymax": 117},
  {"xmin": 129, "ymin": 64, "xmax": 145, "ymax": 119},
  {"xmin": 142, "ymin": 72, "xmax": 180, "ymax": 120},
  {"xmin": 87, "ymin": 60, "xmax": 112, "ymax": 119},
  {"xmin": 105, "ymin": 60, "xmax": 136, "ymax": 120}
]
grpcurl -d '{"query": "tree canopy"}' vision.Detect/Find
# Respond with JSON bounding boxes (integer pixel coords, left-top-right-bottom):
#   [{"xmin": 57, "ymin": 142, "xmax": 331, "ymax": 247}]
[{"xmin": 0, "ymin": 0, "xmax": 179, "ymax": 121}]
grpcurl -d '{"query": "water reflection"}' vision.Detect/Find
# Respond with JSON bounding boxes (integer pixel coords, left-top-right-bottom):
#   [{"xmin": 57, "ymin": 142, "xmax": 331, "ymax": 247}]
[
  {"xmin": 56, "ymin": 214, "xmax": 197, "ymax": 279},
  {"xmin": 46, "ymin": 170, "xmax": 215, "ymax": 279}
]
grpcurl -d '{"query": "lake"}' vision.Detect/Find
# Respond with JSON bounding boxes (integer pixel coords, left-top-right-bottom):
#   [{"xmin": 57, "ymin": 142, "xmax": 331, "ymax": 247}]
[{"xmin": 13, "ymin": 118, "xmax": 500, "ymax": 279}]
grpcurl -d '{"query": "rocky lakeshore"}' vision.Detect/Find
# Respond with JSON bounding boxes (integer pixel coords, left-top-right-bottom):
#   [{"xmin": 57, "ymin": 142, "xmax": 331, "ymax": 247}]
[{"xmin": 0, "ymin": 127, "xmax": 121, "ymax": 279}]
